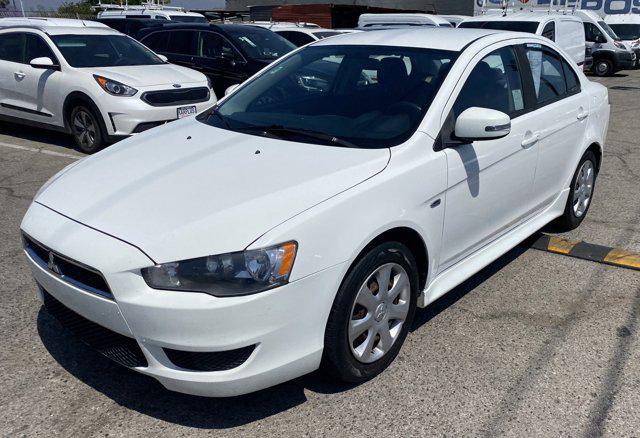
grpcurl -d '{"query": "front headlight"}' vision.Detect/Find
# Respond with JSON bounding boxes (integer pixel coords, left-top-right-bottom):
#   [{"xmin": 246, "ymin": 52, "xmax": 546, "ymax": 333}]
[
  {"xmin": 614, "ymin": 41, "xmax": 627, "ymax": 50},
  {"xmin": 93, "ymin": 75, "xmax": 137, "ymax": 96},
  {"xmin": 141, "ymin": 241, "xmax": 297, "ymax": 297}
]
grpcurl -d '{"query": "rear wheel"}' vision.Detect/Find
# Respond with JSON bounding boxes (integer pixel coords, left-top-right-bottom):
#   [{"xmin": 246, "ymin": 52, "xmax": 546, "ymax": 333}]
[
  {"xmin": 551, "ymin": 150, "xmax": 598, "ymax": 232},
  {"xmin": 321, "ymin": 242, "xmax": 418, "ymax": 383},
  {"xmin": 70, "ymin": 105, "xmax": 104, "ymax": 154},
  {"xmin": 592, "ymin": 58, "xmax": 613, "ymax": 77}
]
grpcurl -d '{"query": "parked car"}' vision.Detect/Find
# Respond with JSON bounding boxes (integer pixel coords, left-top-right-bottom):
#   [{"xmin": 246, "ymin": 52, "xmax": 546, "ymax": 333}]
[
  {"xmin": 138, "ymin": 23, "xmax": 296, "ymax": 98},
  {"xmin": 21, "ymin": 27, "xmax": 609, "ymax": 397},
  {"xmin": 459, "ymin": 12, "xmax": 586, "ymax": 66},
  {"xmin": 358, "ymin": 13, "xmax": 453, "ymax": 29},
  {"xmin": 96, "ymin": 17, "xmax": 165, "ymax": 39},
  {"xmin": 0, "ymin": 17, "xmax": 216, "ymax": 153},
  {"xmin": 576, "ymin": 10, "xmax": 636, "ymax": 76},
  {"xmin": 97, "ymin": 4, "xmax": 208, "ymax": 23},
  {"xmin": 604, "ymin": 13, "xmax": 640, "ymax": 68},
  {"xmin": 270, "ymin": 26, "xmax": 352, "ymax": 47}
]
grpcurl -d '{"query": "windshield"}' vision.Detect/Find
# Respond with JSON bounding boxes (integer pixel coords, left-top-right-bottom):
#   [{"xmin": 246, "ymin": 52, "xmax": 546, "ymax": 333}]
[
  {"xmin": 223, "ymin": 26, "xmax": 296, "ymax": 60},
  {"xmin": 51, "ymin": 34, "xmax": 164, "ymax": 67},
  {"xmin": 169, "ymin": 15, "xmax": 208, "ymax": 23},
  {"xmin": 200, "ymin": 45, "xmax": 457, "ymax": 149},
  {"xmin": 608, "ymin": 23, "xmax": 640, "ymax": 40},
  {"xmin": 459, "ymin": 20, "xmax": 539, "ymax": 33},
  {"xmin": 598, "ymin": 21, "xmax": 620, "ymax": 40}
]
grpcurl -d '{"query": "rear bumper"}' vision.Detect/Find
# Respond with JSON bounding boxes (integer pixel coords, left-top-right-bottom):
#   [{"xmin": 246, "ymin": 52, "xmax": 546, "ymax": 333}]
[{"xmin": 21, "ymin": 202, "xmax": 342, "ymax": 397}]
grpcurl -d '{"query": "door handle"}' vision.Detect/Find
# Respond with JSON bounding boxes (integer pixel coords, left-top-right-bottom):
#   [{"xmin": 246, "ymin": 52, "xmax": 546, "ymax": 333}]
[
  {"xmin": 14, "ymin": 71, "xmax": 25, "ymax": 80},
  {"xmin": 521, "ymin": 132, "xmax": 540, "ymax": 149},
  {"xmin": 577, "ymin": 111, "xmax": 589, "ymax": 121}
]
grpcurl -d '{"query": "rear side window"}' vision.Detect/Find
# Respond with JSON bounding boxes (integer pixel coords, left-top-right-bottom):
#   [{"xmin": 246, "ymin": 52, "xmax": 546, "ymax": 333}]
[
  {"xmin": 166, "ymin": 30, "xmax": 197, "ymax": 55},
  {"xmin": 277, "ymin": 31, "xmax": 314, "ymax": 47},
  {"xmin": 453, "ymin": 46, "xmax": 525, "ymax": 118},
  {"xmin": 0, "ymin": 32, "xmax": 24, "ymax": 63},
  {"xmin": 542, "ymin": 21, "xmax": 555, "ymax": 41},
  {"xmin": 524, "ymin": 45, "xmax": 567, "ymax": 104},
  {"xmin": 142, "ymin": 31, "xmax": 169, "ymax": 52},
  {"xmin": 25, "ymin": 34, "xmax": 56, "ymax": 63},
  {"xmin": 562, "ymin": 59, "xmax": 580, "ymax": 93}
]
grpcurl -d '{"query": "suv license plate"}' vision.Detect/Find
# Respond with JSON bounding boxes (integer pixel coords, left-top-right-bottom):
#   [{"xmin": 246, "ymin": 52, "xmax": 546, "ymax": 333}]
[{"xmin": 177, "ymin": 105, "xmax": 197, "ymax": 119}]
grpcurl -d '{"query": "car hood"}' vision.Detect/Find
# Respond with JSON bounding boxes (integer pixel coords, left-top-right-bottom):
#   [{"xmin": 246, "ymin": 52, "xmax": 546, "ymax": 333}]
[
  {"xmin": 36, "ymin": 119, "xmax": 390, "ymax": 263},
  {"xmin": 89, "ymin": 63, "xmax": 206, "ymax": 87}
]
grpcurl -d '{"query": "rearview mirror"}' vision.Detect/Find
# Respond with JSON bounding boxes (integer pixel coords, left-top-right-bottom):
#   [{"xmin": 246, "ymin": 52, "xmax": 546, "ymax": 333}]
[
  {"xmin": 454, "ymin": 107, "xmax": 511, "ymax": 141},
  {"xmin": 29, "ymin": 57, "xmax": 60, "ymax": 71},
  {"xmin": 224, "ymin": 83, "xmax": 240, "ymax": 96},
  {"xmin": 157, "ymin": 54, "xmax": 168, "ymax": 62}
]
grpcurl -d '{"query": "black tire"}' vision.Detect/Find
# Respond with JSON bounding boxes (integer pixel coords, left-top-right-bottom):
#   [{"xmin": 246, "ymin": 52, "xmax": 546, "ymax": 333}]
[
  {"xmin": 592, "ymin": 58, "xmax": 614, "ymax": 77},
  {"xmin": 321, "ymin": 241, "xmax": 419, "ymax": 383},
  {"xmin": 69, "ymin": 105, "xmax": 105, "ymax": 154},
  {"xmin": 551, "ymin": 150, "xmax": 598, "ymax": 232}
]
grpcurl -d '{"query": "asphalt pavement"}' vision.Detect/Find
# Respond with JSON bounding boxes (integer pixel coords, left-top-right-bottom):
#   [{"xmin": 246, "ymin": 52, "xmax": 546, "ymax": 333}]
[{"xmin": 0, "ymin": 71, "xmax": 639, "ymax": 437}]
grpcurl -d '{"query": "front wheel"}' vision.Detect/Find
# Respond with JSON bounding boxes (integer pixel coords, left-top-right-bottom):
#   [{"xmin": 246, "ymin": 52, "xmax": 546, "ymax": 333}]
[
  {"xmin": 551, "ymin": 150, "xmax": 598, "ymax": 232},
  {"xmin": 592, "ymin": 58, "xmax": 613, "ymax": 77},
  {"xmin": 321, "ymin": 242, "xmax": 418, "ymax": 383},
  {"xmin": 70, "ymin": 105, "xmax": 104, "ymax": 154}
]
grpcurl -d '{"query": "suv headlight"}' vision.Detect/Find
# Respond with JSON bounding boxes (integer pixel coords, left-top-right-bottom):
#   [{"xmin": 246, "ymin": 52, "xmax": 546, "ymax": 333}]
[
  {"xmin": 93, "ymin": 75, "xmax": 137, "ymax": 96},
  {"xmin": 614, "ymin": 41, "xmax": 627, "ymax": 50},
  {"xmin": 141, "ymin": 241, "xmax": 297, "ymax": 296}
]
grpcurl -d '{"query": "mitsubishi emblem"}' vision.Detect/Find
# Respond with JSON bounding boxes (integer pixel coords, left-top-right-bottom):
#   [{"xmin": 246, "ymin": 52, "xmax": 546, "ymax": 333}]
[{"xmin": 48, "ymin": 252, "xmax": 61, "ymax": 275}]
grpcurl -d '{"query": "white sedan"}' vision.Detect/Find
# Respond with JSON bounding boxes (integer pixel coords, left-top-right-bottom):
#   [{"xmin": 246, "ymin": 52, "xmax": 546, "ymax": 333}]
[{"xmin": 21, "ymin": 28, "xmax": 609, "ymax": 397}]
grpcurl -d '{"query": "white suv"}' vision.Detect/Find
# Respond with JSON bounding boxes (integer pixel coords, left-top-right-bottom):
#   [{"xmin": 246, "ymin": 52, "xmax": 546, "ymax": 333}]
[{"xmin": 0, "ymin": 18, "xmax": 216, "ymax": 153}]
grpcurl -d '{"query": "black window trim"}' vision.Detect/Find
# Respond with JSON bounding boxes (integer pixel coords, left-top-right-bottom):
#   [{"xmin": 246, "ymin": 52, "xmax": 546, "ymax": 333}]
[{"xmin": 24, "ymin": 32, "xmax": 60, "ymax": 67}]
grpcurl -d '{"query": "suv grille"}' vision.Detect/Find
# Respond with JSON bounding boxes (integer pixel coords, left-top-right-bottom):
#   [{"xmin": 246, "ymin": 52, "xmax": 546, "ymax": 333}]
[
  {"xmin": 22, "ymin": 233, "xmax": 112, "ymax": 299},
  {"xmin": 42, "ymin": 289, "xmax": 148, "ymax": 368},
  {"xmin": 164, "ymin": 345, "xmax": 255, "ymax": 372},
  {"xmin": 141, "ymin": 87, "xmax": 210, "ymax": 107}
]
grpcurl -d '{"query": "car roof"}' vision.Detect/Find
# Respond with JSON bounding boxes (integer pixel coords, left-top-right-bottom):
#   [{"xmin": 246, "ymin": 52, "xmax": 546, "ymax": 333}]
[
  {"xmin": 462, "ymin": 12, "xmax": 581, "ymax": 23},
  {"xmin": 358, "ymin": 13, "xmax": 451, "ymax": 26},
  {"xmin": 311, "ymin": 27, "xmax": 504, "ymax": 51},
  {"xmin": 137, "ymin": 22, "xmax": 271, "ymax": 34},
  {"xmin": 274, "ymin": 27, "xmax": 339, "ymax": 34},
  {"xmin": 0, "ymin": 17, "xmax": 120, "ymax": 35}
]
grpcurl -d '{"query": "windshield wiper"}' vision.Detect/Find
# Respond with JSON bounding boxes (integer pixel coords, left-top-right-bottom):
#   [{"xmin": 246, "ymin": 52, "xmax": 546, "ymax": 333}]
[
  {"xmin": 242, "ymin": 125, "xmax": 358, "ymax": 148},
  {"xmin": 207, "ymin": 107, "xmax": 231, "ymax": 129}
]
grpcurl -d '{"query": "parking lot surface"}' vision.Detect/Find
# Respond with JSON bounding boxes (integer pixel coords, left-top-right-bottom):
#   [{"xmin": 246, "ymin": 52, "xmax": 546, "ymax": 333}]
[{"xmin": 1, "ymin": 71, "xmax": 639, "ymax": 437}]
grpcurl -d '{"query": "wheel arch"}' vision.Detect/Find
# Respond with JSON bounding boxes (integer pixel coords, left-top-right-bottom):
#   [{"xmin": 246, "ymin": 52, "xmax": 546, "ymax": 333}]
[
  {"xmin": 350, "ymin": 226, "xmax": 429, "ymax": 292},
  {"xmin": 586, "ymin": 141, "xmax": 603, "ymax": 171},
  {"xmin": 63, "ymin": 91, "xmax": 106, "ymax": 134}
]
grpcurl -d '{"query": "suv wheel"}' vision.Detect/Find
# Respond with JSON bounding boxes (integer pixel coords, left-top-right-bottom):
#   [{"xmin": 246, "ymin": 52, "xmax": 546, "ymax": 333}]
[
  {"xmin": 70, "ymin": 105, "xmax": 104, "ymax": 154},
  {"xmin": 321, "ymin": 241, "xmax": 418, "ymax": 383}
]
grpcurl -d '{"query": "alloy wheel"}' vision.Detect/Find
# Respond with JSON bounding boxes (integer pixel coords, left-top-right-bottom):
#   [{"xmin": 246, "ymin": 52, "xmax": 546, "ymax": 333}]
[
  {"xmin": 573, "ymin": 160, "xmax": 595, "ymax": 218},
  {"xmin": 72, "ymin": 109, "xmax": 97, "ymax": 149},
  {"xmin": 349, "ymin": 262, "xmax": 411, "ymax": 363}
]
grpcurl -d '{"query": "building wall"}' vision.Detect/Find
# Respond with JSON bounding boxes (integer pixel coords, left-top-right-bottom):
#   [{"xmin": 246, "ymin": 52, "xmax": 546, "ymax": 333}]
[{"xmin": 225, "ymin": 0, "xmax": 474, "ymax": 15}]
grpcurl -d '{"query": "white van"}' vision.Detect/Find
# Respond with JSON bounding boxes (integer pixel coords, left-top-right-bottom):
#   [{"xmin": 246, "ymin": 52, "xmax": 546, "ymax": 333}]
[
  {"xmin": 96, "ymin": 2, "xmax": 207, "ymax": 23},
  {"xmin": 357, "ymin": 13, "xmax": 453, "ymax": 29},
  {"xmin": 604, "ymin": 13, "xmax": 640, "ymax": 68},
  {"xmin": 575, "ymin": 10, "xmax": 635, "ymax": 76},
  {"xmin": 459, "ymin": 12, "xmax": 586, "ymax": 66}
]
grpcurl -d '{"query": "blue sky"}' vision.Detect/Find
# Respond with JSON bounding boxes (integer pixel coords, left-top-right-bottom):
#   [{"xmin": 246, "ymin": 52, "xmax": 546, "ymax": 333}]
[{"xmin": 13, "ymin": 1, "xmax": 225, "ymax": 11}]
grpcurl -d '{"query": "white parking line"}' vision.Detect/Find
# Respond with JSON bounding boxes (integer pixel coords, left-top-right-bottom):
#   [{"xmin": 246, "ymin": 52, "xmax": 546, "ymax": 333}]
[{"xmin": 0, "ymin": 141, "xmax": 81, "ymax": 160}]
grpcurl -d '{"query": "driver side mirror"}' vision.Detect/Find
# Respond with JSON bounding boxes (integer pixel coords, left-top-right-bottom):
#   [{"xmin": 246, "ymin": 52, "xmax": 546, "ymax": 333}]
[
  {"xmin": 157, "ymin": 54, "xmax": 168, "ymax": 62},
  {"xmin": 224, "ymin": 83, "xmax": 240, "ymax": 96},
  {"xmin": 595, "ymin": 34, "xmax": 606, "ymax": 44},
  {"xmin": 454, "ymin": 107, "xmax": 511, "ymax": 141},
  {"xmin": 29, "ymin": 57, "xmax": 60, "ymax": 71}
]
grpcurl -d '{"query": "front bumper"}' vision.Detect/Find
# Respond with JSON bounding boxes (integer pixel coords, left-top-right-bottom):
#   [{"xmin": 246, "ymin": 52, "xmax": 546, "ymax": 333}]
[
  {"xmin": 95, "ymin": 85, "xmax": 216, "ymax": 138},
  {"xmin": 613, "ymin": 50, "xmax": 635, "ymax": 71},
  {"xmin": 21, "ymin": 202, "xmax": 343, "ymax": 397}
]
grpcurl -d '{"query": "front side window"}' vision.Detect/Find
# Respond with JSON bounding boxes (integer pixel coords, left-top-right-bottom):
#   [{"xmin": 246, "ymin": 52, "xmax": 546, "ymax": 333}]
[
  {"xmin": 223, "ymin": 26, "xmax": 296, "ymax": 60},
  {"xmin": 584, "ymin": 22, "xmax": 606, "ymax": 42},
  {"xmin": 51, "ymin": 34, "xmax": 164, "ymax": 67},
  {"xmin": 524, "ymin": 45, "xmax": 567, "ymax": 104},
  {"xmin": 453, "ymin": 46, "xmax": 524, "ymax": 119},
  {"xmin": 198, "ymin": 31, "xmax": 237, "ymax": 59},
  {"xmin": 608, "ymin": 23, "xmax": 640, "ymax": 40},
  {"xmin": 0, "ymin": 32, "xmax": 24, "ymax": 63},
  {"xmin": 542, "ymin": 22, "xmax": 556, "ymax": 41},
  {"xmin": 201, "ymin": 45, "xmax": 457, "ymax": 148},
  {"xmin": 25, "ymin": 34, "xmax": 56, "ymax": 63}
]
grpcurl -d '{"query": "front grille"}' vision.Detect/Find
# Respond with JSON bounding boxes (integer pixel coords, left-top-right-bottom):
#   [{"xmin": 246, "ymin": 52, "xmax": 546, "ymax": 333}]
[
  {"xmin": 164, "ymin": 345, "xmax": 255, "ymax": 372},
  {"xmin": 132, "ymin": 120, "xmax": 171, "ymax": 133},
  {"xmin": 141, "ymin": 87, "xmax": 210, "ymax": 107},
  {"xmin": 42, "ymin": 289, "xmax": 148, "ymax": 368},
  {"xmin": 23, "ymin": 233, "xmax": 112, "ymax": 299}
]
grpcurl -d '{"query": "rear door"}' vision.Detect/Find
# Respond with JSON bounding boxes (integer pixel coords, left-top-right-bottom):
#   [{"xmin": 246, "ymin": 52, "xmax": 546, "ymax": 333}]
[
  {"xmin": 438, "ymin": 44, "xmax": 539, "ymax": 270},
  {"xmin": 521, "ymin": 43, "xmax": 590, "ymax": 208}
]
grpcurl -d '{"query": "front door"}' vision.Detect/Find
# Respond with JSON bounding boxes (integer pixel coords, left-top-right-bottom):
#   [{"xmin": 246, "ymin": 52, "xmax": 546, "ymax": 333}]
[{"xmin": 438, "ymin": 45, "xmax": 539, "ymax": 271}]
